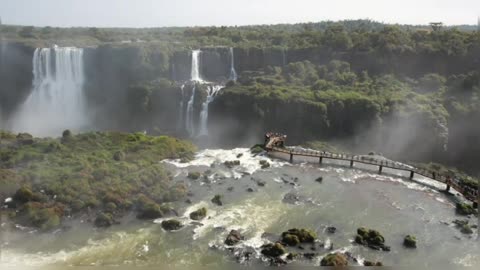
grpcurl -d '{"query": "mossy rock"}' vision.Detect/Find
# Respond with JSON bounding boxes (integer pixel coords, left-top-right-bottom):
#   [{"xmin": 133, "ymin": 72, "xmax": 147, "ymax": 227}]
[
  {"xmin": 225, "ymin": 229, "xmax": 244, "ymax": 246},
  {"xmin": 261, "ymin": 243, "xmax": 286, "ymax": 257},
  {"xmin": 453, "ymin": 220, "xmax": 474, "ymax": 234},
  {"xmin": 355, "ymin": 227, "xmax": 389, "ymax": 251},
  {"xmin": 259, "ymin": 160, "xmax": 270, "ymax": 169},
  {"xmin": 211, "ymin": 194, "xmax": 223, "ymax": 206},
  {"xmin": 224, "ymin": 160, "xmax": 241, "ymax": 168},
  {"xmin": 281, "ymin": 228, "xmax": 317, "ymax": 244},
  {"xmin": 250, "ymin": 144, "xmax": 264, "ymax": 154},
  {"xmin": 456, "ymin": 203, "xmax": 476, "ymax": 216},
  {"xmin": 161, "ymin": 219, "xmax": 183, "ymax": 231},
  {"xmin": 189, "ymin": 207, "xmax": 207, "ymax": 220},
  {"xmin": 364, "ymin": 260, "xmax": 383, "ymax": 266},
  {"xmin": 282, "ymin": 233, "xmax": 300, "ymax": 246},
  {"xmin": 403, "ymin": 235, "xmax": 417, "ymax": 248},
  {"xmin": 187, "ymin": 172, "xmax": 201, "ymax": 180},
  {"xmin": 136, "ymin": 203, "xmax": 163, "ymax": 220},
  {"xmin": 320, "ymin": 253, "xmax": 348, "ymax": 266},
  {"xmin": 94, "ymin": 212, "xmax": 114, "ymax": 228}
]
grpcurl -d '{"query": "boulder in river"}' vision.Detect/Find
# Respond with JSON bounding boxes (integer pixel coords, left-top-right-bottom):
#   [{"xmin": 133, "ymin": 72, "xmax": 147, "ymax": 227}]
[
  {"xmin": 320, "ymin": 253, "xmax": 348, "ymax": 266},
  {"xmin": 326, "ymin": 226, "xmax": 336, "ymax": 234},
  {"xmin": 224, "ymin": 160, "xmax": 240, "ymax": 168},
  {"xmin": 364, "ymin": 260, "xmax": 383, "ymax": 266},
  {"xmin": 281, "ymin": 228, "xmax": 317, "ymax": 245},
  {"xmin": 403, "ymin": 235, "xmax": 417, "ymax": 248},
  {"xmin": 315, "ymin": 177, "xmax": 323, "ymax": 183},
  {"xmin": 355, "ymin": 227, "xmax": 390, "ymax": 251},
  {"xmin": 161, "ymin": 219, "xmax": 183, "ymax": 231},
  {"xmin": 261, "ymin": 242, "xmax": 286, "ymax": 257},
  {"xmin": 259, "ymin": 160, "xmax": 270, "ymax": 169},
  {"xmin": 187, "ymin": 172, "xmax": 201, "ymax": 180},
  {"xmin": 211, "ymin": 194, "xmax": 223, "ymax": 206},
  {"xmin": 225, "ymin": 229, "xmax": 245, "ymax": 246},
  {"xmin": 189, "ymin": 207, "xmax": 207, "ymax": 220}
]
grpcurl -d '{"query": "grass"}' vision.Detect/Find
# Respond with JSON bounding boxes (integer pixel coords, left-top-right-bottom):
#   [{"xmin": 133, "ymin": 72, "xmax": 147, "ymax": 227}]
[{"xmin": 0, "ymin": 130, "xmax": 196, "ymax": 230}]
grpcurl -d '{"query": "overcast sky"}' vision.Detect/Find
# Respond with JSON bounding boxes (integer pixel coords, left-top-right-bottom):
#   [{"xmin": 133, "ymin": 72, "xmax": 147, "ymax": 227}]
[{"xmin": 0, "ymin": 0, "xmax": 479, "ymax": 27}]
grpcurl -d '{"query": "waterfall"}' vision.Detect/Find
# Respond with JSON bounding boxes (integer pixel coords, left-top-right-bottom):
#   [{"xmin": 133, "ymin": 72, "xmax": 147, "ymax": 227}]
[
  {"xmin": 199, "ymin": 85, "xmax": 223, "ymax": 136},
  {"xmin": 11, "ymin": 46, "xmax": 87, "ymax": 136},
  {"xmin": 229, "ymin": 47, "xmax": 237, "ymax": 81},
  {"xmin": 177, "ymin": 84, "xmax": 185, "ymax": 131},
  {"xmin": 191, "ymin": 50, "xmax": 202, "ymax": 82},
  {"xmin": 185, "ymin": 85, "xmax": 196, "ymax": 136}
]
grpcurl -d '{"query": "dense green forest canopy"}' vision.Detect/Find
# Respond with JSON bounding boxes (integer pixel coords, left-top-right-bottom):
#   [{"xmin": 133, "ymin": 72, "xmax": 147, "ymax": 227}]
[{"xmin": 1, "ymin": 19, "xmax": 479, "ymax": 53}]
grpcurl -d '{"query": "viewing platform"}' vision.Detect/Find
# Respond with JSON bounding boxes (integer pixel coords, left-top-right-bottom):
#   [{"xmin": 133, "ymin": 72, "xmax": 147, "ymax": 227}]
[{"xmin": 264, "ymin": 133, "xmax": 479, "ymax": 205}]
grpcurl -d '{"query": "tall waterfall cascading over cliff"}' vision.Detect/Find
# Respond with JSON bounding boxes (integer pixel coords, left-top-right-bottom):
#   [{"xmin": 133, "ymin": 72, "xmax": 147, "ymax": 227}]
[
  {"xmin": 199, "ymin": 85, "xmax": 223, "ymax": 136},
  {"xmin": 191, "ymin": 50, "xmax": 202, "ymax": 82},
  {"xmin": 10, "ymin": 46, "xmax": 87, "ymax": 136},
  {"xmin": 229, "ymin": 47, "xmax": 237, "ymax": 81}
]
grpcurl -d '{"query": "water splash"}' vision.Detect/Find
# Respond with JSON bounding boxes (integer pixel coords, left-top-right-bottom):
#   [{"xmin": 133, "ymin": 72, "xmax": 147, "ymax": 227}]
[{"xmin": 11, "ymin": 46, "xmax": 87, "ymax": 137}]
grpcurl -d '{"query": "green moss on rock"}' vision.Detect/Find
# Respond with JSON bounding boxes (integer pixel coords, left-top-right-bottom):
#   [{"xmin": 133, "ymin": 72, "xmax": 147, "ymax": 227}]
[
  {"xmin": 456, "ymin": 202, "xmax": 476, "ymax": 216},
  {"xmin": 403, "ymin": 235, "xmax": 417, "ymax": 248},
  {"xmin": 211, "ymin": 194, "xmax": 223, "ymax": 206},
  {"xmin": 281, "ymin": 228, "xmax": 317, "ymax": 244},
  {"xmin": 261, "ymin": 243, "xmax": 286, "ymax": 257},
  {"xmin": 187, "ymin": 172, "xmax": 201, "ymax": 180},
  {"xmin": 189, "ymin": 207, "xmax": 207, "ymax": 220},
  {"xmin": 320, "ymin": 253, "xmax": 348, "ymax": 266},
  {"xmin": 161, "ymin": 219, "xmax": 183, "ymax": 231}
]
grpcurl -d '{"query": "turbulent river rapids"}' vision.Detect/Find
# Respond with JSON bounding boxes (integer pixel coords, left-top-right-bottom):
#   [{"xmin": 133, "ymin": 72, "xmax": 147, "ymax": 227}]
[{"xmin": 1, "ymin": 148, "xmax": 479, "ymax": 269}]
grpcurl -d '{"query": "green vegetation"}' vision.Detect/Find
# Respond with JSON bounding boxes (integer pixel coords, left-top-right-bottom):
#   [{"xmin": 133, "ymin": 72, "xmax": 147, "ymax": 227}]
[
  {"xmin": 0, "ymin": 131, "xmax": 196, "ymax": 230},
  {"xmin": 456, "ymin": 203, "xmax": 477, "ymax": 216},
  {"xmin": 211, "ymin": 194, "xmax": 223, "ymax": 206}
]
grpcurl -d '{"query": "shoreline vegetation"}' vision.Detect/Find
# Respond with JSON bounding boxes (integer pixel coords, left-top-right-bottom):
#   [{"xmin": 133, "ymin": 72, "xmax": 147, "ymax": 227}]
[{"xmin": 0, "ymin": 130, "xmax": 196, "ymax": 231}]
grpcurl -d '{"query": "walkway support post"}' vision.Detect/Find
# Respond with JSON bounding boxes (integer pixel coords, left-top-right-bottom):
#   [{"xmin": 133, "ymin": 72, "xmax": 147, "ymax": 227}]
[
  {"xmin": 378, "ymin": 165, "xmax": 383, "ymax": 174},
  {"xmin": 446, "ymin": 184, "xmax": 451, "ymax": 192},
  {"xmin": 350, "ymin": 160, "xmax": 354, "ymax": 167},
  {"xmin": 289, "ymin": 153, "xmax": 293, "ymax": 163},
  {"xmin": 410, "ymin": 171, "xmax": 414, "ymax": 179},
  {"xmin": 319, "ymin": 156, "xmax": 323, "ymax": 164}
]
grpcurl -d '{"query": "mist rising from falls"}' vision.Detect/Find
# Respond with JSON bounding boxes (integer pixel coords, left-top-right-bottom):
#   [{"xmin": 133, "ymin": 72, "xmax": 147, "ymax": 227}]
[
  {"xmin": 229, "ymin": 47, "xmax": 237, "ymax": 81},
  {"xmin": 199, "ymin": 85, "xmax": 222, "ymax": 136},
  {"xmin": 10, "ymin": 46, "xmax": 87, "ymax": 137}
]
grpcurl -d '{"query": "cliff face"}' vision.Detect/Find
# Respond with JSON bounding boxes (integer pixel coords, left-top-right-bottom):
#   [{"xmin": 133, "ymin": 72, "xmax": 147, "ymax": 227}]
[
  {"xmin": 0, "ymin": 42, "xmax": 479, "ymax": 173},
  {"xmin": 0, "ymin": 42, "xmax": 35, "ymax": 122}
]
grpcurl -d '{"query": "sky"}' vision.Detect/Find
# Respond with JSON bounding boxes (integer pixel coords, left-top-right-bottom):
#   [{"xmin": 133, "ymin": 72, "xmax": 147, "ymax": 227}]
[{"xmin": 0, "ymin": 0, "xmax": 479, "ymax": 27}]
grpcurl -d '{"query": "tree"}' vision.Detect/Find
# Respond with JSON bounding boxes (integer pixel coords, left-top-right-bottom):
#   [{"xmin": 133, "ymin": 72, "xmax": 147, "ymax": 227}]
[{"xmin": 18, "ymin": 26, "xmax": 35, "ymax": 38}]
